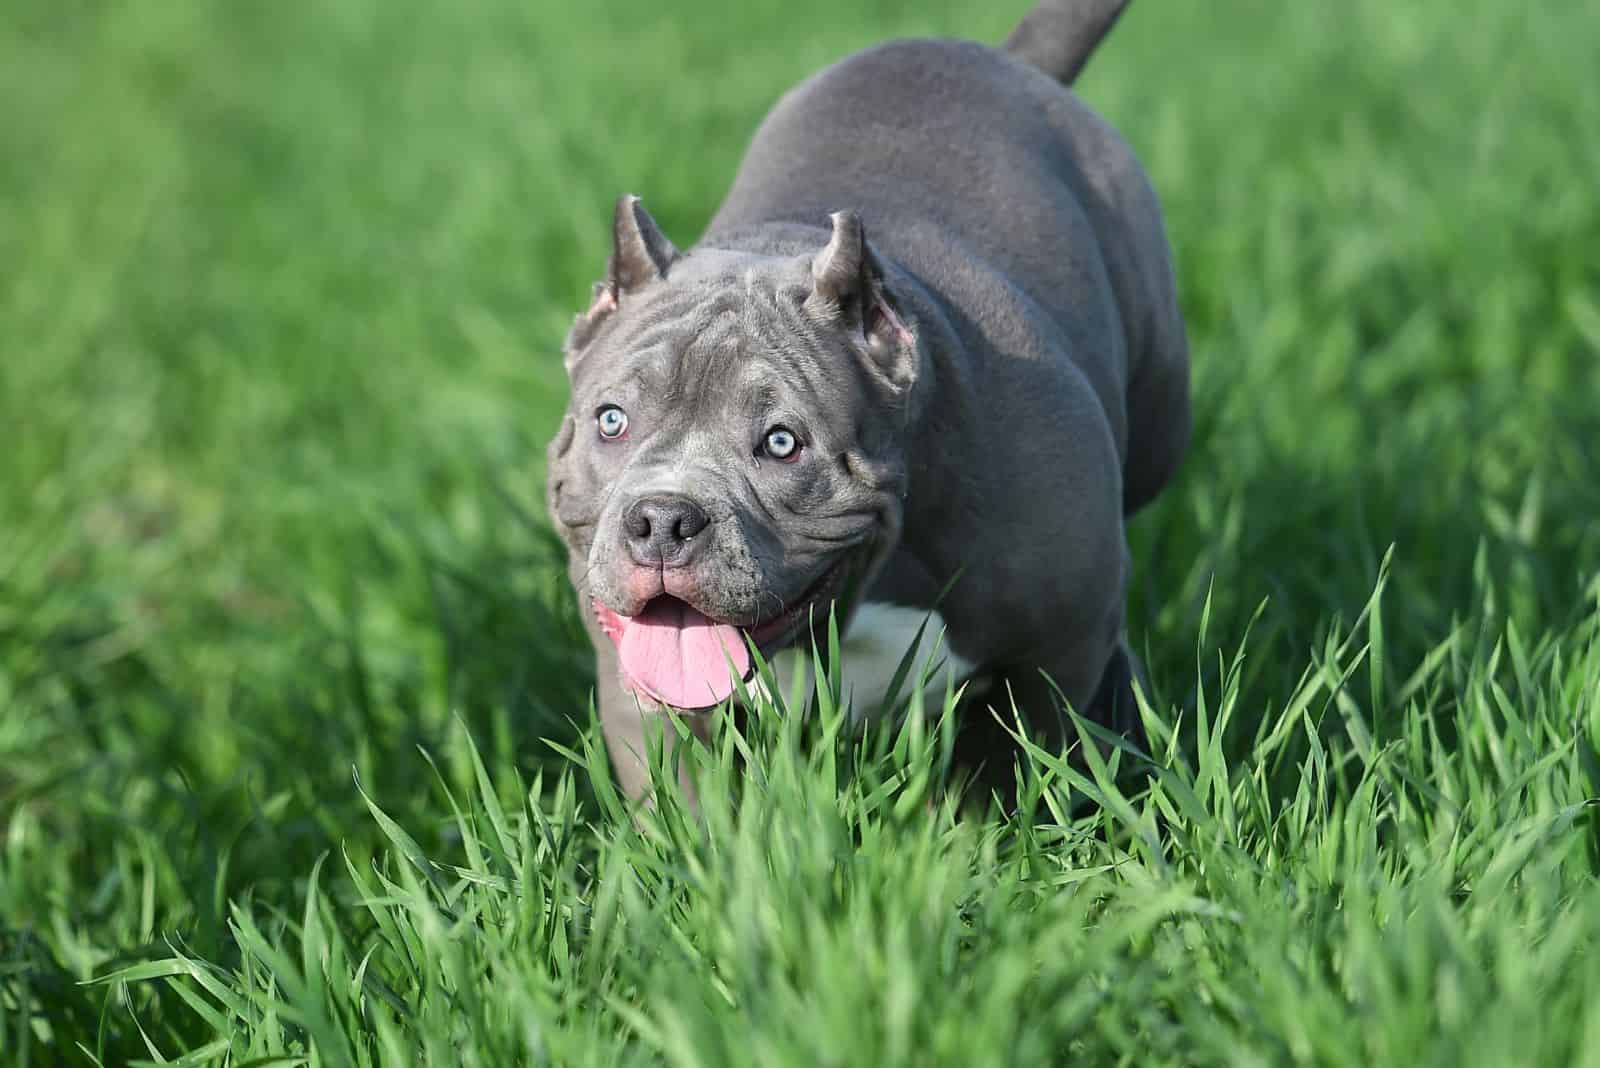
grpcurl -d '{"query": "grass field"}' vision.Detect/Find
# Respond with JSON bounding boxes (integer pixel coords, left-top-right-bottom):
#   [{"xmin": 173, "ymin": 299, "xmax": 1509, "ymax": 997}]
[{"xmin": 4, "ymin": 0, "xmax": 1600, "ymax": 1062}]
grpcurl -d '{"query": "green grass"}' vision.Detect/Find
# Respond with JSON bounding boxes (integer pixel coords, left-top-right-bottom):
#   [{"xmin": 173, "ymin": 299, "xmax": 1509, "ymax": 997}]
[{"xmin": 4, "ymin": 0, "xmax": 1600, "ymax": 1062}]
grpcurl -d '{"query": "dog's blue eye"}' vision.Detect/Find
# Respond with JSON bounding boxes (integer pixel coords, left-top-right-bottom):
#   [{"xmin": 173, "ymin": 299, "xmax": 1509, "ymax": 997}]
[
  {"xmin": 763, "ymin": 426, "xmax": 799, "ymax": 460},
  {"xmin": 597, "ymin": 405, "xmax": 628, "ymax": 440}
]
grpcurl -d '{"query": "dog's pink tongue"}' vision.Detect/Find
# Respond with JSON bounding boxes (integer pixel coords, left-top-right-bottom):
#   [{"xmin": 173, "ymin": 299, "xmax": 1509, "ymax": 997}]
[{"xmin": 617, "ymin": 598, "xmax": 751, "ymax": 709}]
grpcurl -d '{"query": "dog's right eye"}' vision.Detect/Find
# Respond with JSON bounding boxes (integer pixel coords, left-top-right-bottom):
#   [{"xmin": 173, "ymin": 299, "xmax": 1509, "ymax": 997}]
[{"xmin": 596, "ymin": 405, "xmax": 628, "ymax": 440}]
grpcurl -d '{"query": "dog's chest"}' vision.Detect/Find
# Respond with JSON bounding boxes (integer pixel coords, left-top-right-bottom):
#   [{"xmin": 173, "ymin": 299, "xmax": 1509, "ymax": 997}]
[{"xmin": 762, "ymin": 602, "xmax": 984, "ymax": 718}]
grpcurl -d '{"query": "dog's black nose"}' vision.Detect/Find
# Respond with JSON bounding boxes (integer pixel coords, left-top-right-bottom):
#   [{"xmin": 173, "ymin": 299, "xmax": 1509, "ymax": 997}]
[{"xmin": 624, "ymin": 494, "xmax": 710, "ymax": 566}]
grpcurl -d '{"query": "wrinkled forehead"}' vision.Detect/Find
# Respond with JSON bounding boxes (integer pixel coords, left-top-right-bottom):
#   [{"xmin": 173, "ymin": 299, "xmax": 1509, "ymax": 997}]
[{"xmin": 571, "ymin": 263, "xmax": 836, "ymax": 409}]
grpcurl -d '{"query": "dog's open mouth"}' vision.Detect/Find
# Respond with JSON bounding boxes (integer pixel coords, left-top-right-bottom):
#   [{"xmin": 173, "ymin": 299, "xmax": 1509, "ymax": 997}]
[{"xmin": 592, "ymin": 558, "xmax": 852, "ymax": 711}]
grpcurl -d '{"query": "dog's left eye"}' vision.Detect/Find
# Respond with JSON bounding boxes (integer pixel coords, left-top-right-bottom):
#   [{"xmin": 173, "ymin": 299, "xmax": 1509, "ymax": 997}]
[{"xmin": 762, "ymin": 426, "xmax": 800, "ymax": 461}]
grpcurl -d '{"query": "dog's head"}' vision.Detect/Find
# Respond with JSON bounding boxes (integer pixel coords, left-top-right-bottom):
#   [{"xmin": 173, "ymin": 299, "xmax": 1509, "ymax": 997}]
[{"xmin": 546, "ymin": 196, "xmax": 919, "ymax": 710}]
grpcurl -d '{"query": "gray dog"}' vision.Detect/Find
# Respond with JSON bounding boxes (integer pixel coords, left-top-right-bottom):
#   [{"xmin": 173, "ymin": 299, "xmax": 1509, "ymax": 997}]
[{"xmin": 546, "ymin": 0, "xmax": 1189, "ymax": 803}]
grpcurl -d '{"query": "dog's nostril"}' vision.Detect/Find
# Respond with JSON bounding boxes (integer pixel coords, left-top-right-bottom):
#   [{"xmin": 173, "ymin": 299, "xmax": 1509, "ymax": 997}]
[{"xmin": 673, "ymin": 507, "xmax": 708, "ymax": 541}]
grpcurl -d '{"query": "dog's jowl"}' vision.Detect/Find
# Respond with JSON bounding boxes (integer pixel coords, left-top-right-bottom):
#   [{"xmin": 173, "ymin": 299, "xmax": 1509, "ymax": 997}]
[{"xmin": 545, "ymin": 0, "xmax": 1190, "ymax": 802}]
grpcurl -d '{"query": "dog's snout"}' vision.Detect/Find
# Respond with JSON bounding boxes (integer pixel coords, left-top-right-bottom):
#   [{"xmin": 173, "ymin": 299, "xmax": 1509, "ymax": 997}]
[{"xmin": 623, "ymin": 494, "xmax": 710, "ymax": 566}]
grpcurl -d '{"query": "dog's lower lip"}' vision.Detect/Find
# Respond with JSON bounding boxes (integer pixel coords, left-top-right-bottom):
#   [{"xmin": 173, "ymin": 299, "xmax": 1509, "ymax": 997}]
[
  {"xmin": 604, "ymin": 557, "xmax": 851, "ymax": 656},
  {"xmin": 743, "ymin": 558, "xmax": 850, "ymax": 651}
]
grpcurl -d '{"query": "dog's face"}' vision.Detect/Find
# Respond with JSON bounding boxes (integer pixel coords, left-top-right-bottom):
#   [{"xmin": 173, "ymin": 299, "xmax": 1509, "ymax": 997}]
[{"xmin": 546, "ymin": 197, "xmax": 918, "ymax": 710}]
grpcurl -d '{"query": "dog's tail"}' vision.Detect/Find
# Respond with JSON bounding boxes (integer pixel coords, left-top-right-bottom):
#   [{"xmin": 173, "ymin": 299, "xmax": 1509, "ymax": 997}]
[{"xmin": 1002, "ymin": 0, "xmax": 1130, "ymax": 86}]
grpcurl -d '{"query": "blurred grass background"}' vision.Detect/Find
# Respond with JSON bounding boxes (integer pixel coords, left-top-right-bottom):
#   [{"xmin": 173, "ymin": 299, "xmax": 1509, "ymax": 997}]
[{"xmin": 2, "ymin": 0, "xmax": 1599, "ymax": 1062}]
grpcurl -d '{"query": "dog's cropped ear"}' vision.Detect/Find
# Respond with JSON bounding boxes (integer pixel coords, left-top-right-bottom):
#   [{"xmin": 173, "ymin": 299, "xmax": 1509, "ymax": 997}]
[
  {"xmin": 609, "ymin": 194, "xmax": 679, "ymax": 293},
  {"xmin": 805, "ymin": 211, "xmax": 917, "ymax": 395},
  {"xmin": 565, "ymin": 195, "xmax": 680, "ymax": 363}
]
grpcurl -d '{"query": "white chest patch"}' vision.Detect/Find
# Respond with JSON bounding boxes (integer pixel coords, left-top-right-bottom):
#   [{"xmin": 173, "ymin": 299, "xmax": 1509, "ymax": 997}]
[{"xmin": 760, "ymin": 603, "xmax": 985, "ymax": 720}]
